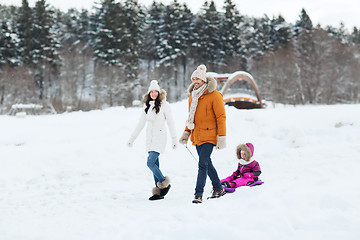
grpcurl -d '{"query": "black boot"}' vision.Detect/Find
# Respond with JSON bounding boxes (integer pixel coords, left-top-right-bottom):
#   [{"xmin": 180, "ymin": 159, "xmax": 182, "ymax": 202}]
[
  {"xmin": 149, "ymin": 187, "xmax": 164, "ymax": 201},
  {"xmin": 149, "ymin": 195, "xmax": 164, "ymax": 200},
  {"xmin": 159, "ymin": 184, "xmax": 171, "ymax": 197}
]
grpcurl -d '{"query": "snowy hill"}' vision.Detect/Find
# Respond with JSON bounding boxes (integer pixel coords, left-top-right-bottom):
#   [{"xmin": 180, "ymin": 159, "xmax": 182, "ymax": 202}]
[{"xmin": 1, "ymin": 101, "xmax": 359, "ymax": 239}]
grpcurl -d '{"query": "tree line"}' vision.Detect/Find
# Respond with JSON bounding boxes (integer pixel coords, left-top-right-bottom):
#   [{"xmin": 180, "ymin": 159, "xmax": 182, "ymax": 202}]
[{"xmin": 0, "ymin": 0, "xmax": 359, "ymax": 114}]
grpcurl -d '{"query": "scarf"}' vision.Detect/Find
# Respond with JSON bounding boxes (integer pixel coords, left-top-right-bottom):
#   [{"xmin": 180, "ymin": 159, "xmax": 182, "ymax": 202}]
[
  {"xmin": 146, "ymin": 101, "xmax": 157, "ymax": 121},
  {"xmin": 238, "ymin": 158, "xmax": 255, "ymax": 166},
  {"xmin": 186, "ymin": 83, "xmax": 207, "ymax": 130}
]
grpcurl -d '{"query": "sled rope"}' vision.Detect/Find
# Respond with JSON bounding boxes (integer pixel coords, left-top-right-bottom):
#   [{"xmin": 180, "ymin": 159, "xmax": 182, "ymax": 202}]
[{"xmin": 184, "ymin": 144, "xmax": 198, "ymax": 162}]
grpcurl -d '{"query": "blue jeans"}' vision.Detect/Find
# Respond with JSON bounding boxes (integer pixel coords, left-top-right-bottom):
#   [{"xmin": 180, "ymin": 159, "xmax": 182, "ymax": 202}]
[
  {"xmin": 147, "ymin": 151, "xmax": 165, "ymax": 187},
  {"xmin": 195, "ymin": 143, "xmax": 222, "ymax": 196}
]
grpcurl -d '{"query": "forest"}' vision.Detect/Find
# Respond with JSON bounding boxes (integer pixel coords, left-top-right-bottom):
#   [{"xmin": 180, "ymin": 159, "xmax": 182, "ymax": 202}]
[{"xmin": 0, "ymin": 0, "xmax": 359, "ymax": 114}]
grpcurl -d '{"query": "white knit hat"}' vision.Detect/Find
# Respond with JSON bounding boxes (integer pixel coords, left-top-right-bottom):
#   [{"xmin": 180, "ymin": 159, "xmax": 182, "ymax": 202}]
[
  {"xmin": 148, "ymin": 80, "xmax": 160, "ymax": 93},
  {"xmin": 191, "ymin": 64, "xmax": 207, "ymax": 82}
]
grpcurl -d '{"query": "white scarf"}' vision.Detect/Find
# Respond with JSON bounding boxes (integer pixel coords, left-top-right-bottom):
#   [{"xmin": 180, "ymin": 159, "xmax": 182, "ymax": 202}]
[
  {"xmin": 238, "ymin": 158, "xmax": 255, "ymax": 165},
  {"xmin": 146, "ymin": 101, "xmax": 157, "ymax": 121},
  {"xmin": 186, "ymin": 83, "xmax": 207, "ymax": 130}
]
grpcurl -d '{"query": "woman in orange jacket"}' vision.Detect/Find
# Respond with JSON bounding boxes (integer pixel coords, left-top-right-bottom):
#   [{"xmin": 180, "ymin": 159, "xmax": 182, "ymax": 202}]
[{"xmin": 179, "ymin": 64, "xmax": 227, "ymax": 204}]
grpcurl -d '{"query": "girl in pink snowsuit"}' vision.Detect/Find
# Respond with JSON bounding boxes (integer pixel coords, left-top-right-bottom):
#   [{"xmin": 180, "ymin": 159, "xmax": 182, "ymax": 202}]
[{"xmin": 221, "ymin": 143, "xmax": 261, "ymax": 188}]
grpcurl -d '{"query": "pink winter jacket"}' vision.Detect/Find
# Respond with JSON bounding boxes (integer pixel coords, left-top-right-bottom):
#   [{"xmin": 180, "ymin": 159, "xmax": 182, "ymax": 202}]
[{"xmin": 222, "ymin": 160, "xmax": 262, "ymax": 184}]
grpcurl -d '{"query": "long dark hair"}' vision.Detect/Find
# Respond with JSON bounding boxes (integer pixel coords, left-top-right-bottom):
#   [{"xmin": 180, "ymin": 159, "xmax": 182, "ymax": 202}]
[{"xmin": 145, "ymin": 92, "xmax": 161, "ymax": 114}]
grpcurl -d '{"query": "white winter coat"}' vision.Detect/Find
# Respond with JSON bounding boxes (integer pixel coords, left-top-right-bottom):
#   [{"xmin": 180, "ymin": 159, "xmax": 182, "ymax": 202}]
[{"xmin": 129, "ymin": 90, "xmax": 177, "ymax": 154}]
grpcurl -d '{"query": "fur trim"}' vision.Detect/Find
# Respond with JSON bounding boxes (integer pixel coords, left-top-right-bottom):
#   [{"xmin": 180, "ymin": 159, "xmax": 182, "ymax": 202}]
[
  {"xmin": 187, "ymin": 77, "xmax": 217, "ymax": 94},
  {"xmin": 157, "ymin": 176, "xmax": 170, "ymax": 189},
  {"xmin": 152, "ymin": 187, "xmax": 161, "ymax": 195},
  {"xmin": 143, "ymin": 89, "xmax": 167, "ymax": 103},
  {"xmin": 236, "ymin": 144, "xmax": 252, "ymax": 162}
]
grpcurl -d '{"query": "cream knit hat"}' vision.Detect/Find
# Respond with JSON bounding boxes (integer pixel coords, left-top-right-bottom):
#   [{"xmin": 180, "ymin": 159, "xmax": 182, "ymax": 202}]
[
  {"xmin": 148, "ymin": 80, "xmax": 160, "ymax": 93},
  {"xmin": 191, "ymin": 64, "xmax": 207, "ymax": 82}
]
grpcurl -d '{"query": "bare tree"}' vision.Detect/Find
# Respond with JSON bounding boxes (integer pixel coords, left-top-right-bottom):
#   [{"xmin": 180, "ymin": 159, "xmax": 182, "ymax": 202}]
[{"xmin": 0, "ymin": 64, "xmax": 37, "ymax": 113}]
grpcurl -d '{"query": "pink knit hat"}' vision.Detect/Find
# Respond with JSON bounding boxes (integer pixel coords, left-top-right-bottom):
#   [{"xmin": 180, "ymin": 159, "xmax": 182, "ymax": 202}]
[{"xmin": 246, "ymin": 143, "xmax": 254, "ymax": 156}]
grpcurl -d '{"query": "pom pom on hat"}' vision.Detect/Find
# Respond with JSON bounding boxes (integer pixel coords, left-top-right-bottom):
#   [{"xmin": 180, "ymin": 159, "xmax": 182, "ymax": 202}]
[
  {"xmin": 197, "ymin": 64, "xmax": 207, "ymax": 72},
  {"xmin": 148, "ymin": 80, "xmax": 160, "ymax": 93},
  {"xmin": 191, "ymin": 64, "xmax": 207, "ymax": 82}
]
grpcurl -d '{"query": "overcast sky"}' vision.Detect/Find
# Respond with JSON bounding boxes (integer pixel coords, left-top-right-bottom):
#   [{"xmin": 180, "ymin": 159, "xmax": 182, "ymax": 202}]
[{"xmin": 2, "ymin": 0, "xmax": 359, "ymax": 30}]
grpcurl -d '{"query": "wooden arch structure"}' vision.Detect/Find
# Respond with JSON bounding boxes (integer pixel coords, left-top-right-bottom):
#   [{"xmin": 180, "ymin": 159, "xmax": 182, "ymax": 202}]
[{"xmin": 210, "ymin": 71, "xmax": 263, "ymax": 109}]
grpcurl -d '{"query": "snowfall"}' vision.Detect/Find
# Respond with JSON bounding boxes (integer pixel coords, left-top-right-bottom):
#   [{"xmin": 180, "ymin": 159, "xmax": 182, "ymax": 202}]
[{"xmin": 0, "ymin": 100, "xmax": 359, "ymax": 240}]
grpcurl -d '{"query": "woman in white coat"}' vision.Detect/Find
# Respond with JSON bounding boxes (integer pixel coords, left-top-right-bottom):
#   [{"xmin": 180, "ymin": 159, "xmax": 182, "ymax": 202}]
[{"xmin": 127, "ymin": 80, "xmax": 177, "ymax": 200}]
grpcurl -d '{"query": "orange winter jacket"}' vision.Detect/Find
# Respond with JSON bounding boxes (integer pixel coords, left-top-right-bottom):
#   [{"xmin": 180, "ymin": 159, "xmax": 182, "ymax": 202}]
[{"xmin": 185, "ymin": 77, "xmax": 226, "ymax": 146}]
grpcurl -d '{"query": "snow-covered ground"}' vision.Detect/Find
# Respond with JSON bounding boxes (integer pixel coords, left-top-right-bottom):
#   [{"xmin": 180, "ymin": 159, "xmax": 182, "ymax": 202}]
[{"xmin": 1, "ymin": 101, "xmax": 359, "ymax": 239}]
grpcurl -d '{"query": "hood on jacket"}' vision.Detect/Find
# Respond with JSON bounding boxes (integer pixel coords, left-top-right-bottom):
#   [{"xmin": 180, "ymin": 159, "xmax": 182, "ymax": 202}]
[
  {"xmin": 142, "ymin": 89, "xmax": 167, "ymax": 103},
  {"xmin": 187, "ymin": 76, "xmax": 217, "ymax": 94},
  {"xmin": 236, "ymin": 143, "xmax": 254, "ymax": 162}
]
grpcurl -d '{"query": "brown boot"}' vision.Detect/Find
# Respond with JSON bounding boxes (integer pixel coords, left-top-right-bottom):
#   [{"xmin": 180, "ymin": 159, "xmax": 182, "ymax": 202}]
[
  {"xmin": 208, "ymin": 188, "xmax": 226, "ymax": 199},
  {"xmin": 192, "ymin": 195, "xmax": 203, "ymax": 204}
]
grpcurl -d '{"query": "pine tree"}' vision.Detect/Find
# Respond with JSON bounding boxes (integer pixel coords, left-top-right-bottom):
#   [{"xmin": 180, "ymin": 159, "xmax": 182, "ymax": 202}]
[
  {"xmin": 17, "ymin": 0, "xmax": 33, "ymax": 65},
  {"xmin": 192, "ymin": 1, "xmax": 222, "ymax": 68},
  {"xmin": 78, "ymin": 10, "xmax": 92, "ymax": 43},
  {"xmin": 220, "ymin": 0, "xmax": 246, "ymax": 71},
  {"xmin": 350, "ymin": 27, "xmax": 360, "ymax": 45},
  {"xmin": 294, "ymin": 9, "xmax": 314, "ymax": 58},
  {"xmin": 120, "ymin": 0, "xmax": 145, "ymax": 81},
  {"xmin": 294, "ymin": 8, "xmax": 315, "ymax": 104},
  {"xmin": 93, "ymin": 0, "xmax": 144, "ymax": 71},
  {"xmin": 156, "ymin": 0, "xmax": 193, "ymax": 65},
  {"xmin": 157, "ymin": 0, "xmax": 181, "ymax": 65},
  {"xmin": 326, "ymin": 22, "xmax": 349, "ymax": 45},
  {"xmin": 0, "ymin": 4, "xmax": 20, "ymax": 68},
  {"xmin": 0, "ymin": 20, "xmax": 19, "ymax": 67},
  {"xmin": 143, "ymin": 1, "xmax": 194, "ymax": 99},
  {"xmin": 156, "ymin": 0, "xmax": 194, "ymax": 98},
  {"xmin": 143, "ymin": 1, "xmax": 164, "ymax": 63},
  {"xmin": 246, "ymin": 17, "xmax": 271, "ymax": 68},
  {"xmin": 294, "ymin": 8, "xmax": 313, "ymax": 36},
  {"xmin": 93, "ymin": 0, "xmax": 122, "ymax": 66},
  {"xmin": 92, "ymin": 0, "xmax": 123, "ymax": 106},
  {"xmin": 221, "ymin": 0, "xmax": 238, "ymax": 58},
  {"xmin": 177, "ymin": 3, "xmax": 194, "ymax": 85},
  {"xmin": 60, "ymin": 8, "xmax": 90, "ymax": 44},
  {"xmin": 61, "ymin": 9, "xmax": 92, "ymax": 45},
  {"xmin": 31, "ymin": 0, "xmax": 59, "ymax": 99},
  {"xmin": 269, "ymin": 15, "xmax": 292, "ymax": 49},
  {"xmin": 92, "ymin": 0, "xmax": 145, "ymax": 106},
  {"xmin": 32, "ymin": 0, "xmax": 59, "ymax": 67}
]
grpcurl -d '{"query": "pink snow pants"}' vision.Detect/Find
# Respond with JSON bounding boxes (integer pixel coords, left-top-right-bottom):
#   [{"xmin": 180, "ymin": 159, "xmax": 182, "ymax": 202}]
[{"xmin": 221, "ymin": 173, "xmax": 254, "ymax": 188}]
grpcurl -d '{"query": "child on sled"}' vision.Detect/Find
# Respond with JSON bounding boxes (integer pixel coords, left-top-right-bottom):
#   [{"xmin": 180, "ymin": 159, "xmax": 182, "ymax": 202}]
[{"xmin": 221, "ymin": 143, "xmax": 262, "ymax": 189}]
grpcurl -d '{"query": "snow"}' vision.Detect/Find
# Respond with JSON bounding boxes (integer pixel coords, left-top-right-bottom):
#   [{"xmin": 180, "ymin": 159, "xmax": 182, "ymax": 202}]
[{"xmin": 1, "ymin": 101, "xmax": 360, "ymax": 239}]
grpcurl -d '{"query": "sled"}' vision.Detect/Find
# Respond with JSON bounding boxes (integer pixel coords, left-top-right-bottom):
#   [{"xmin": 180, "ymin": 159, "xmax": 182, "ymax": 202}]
[
  {"xmin": 209, "ymin": 71, "xmax": 264, "ymax": 109},
  {"xmin": 222, "ymin": 180, "xmax": 264, "ymax": 193}
]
